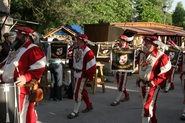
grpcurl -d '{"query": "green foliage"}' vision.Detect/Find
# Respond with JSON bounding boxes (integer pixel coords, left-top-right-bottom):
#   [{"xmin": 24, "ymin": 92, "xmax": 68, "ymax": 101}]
[
  {"xmin": 10, "ymin": 0, "xmax": 179, "ymax": 34},
  {"xmin": 172, "ymin": 2, "xmax": 185, "ymax": 29},
  {"xmin": 88, "ymin": 0, "xmax": 135, "ymax": 23},
  {"xmin": 139, "ymin": 1, "xmax": 162, "ymax": 22},
  {"xmin": 133, "ymin": 0, "xmax": 172, "ymax": 24}
]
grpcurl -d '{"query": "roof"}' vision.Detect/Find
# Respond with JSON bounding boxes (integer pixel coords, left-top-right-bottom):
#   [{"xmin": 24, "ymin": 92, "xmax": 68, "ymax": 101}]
[
  {"xmin": 42, "ymin": 26, "xmax": 77, "ymax": 39},
  {"xmin": 110, "ymin": 22, "xmax": 185, "ymax": 36}
]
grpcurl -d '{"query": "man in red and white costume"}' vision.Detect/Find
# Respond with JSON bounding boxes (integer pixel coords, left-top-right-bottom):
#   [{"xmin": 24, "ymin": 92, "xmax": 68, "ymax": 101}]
[
  {"xmin": 1, "ymin": 26, "xmax": 46, "ymax": 123},
  {"xmin": 138, "ymin": 36, "xmax": 171, "ymax": 123},
  {"xmin": 110, "ymin": 34, "xmax": 133, "ymax": 106},
  {"xmin": 67, "ymin": 34, "xmax": 96, "ymax": 119}
]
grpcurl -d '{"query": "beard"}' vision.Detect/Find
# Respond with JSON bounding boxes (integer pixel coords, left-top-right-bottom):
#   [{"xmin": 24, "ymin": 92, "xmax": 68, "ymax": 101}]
[
  {"xmin": 12, "ymin": 38, "xmax": 25, "ymax": 50},
  {"xmin": 142, "ymin": 45, "xmax": 151, "ymax": 53}
]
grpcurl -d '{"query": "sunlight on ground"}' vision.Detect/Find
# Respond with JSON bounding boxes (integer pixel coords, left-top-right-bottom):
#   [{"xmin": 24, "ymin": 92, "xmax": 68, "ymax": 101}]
[{"xmin": 102, "ymin": 85, "xmax": 139, "ymax": 92}]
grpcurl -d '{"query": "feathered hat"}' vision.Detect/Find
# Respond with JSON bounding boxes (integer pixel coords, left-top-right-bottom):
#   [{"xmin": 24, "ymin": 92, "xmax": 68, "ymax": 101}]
[
  {"xmin": 143, "ymin": 36, "xmax": 169, "ymax": 50},
  {"xmin": 75, "ymin": 34, "xmax": 88, "ymax": 43}
]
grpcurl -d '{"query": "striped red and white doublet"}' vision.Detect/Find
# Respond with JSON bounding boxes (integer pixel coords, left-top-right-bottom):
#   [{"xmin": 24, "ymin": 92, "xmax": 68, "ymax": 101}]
[
  {"xmin": 1, "ymin": 41, "xmax": 46, "ymax": 123},
  {"xmin": 73, "ymin": 44, "xmax": 96, "ymax": 102},
  {"xmin": 139, "ymin": 48, "xmax": 171, "ymax": 119}
]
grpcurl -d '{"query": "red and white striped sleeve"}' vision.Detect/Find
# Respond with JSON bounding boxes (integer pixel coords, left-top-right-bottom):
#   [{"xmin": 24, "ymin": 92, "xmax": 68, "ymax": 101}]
[
  {"xmin": 152, "ymin": 53, "xmax": 172, "ymax": 86},
  {"xmin": 21, "ymin": 46, "xmax": 46, "ymax": 82},
  {"xmin": 82, "ymin": 50, "xmax": 96, "ymax": 80}
]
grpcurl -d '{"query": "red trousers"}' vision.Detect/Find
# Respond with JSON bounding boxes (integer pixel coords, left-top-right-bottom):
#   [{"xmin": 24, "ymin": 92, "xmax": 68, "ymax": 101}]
[
  {"xmin": 74, "ymin": 77, "xmax": 91, "ymax": 108},
  {"xmin": 19, "ymin": 93, "xmax": 37, "ymax": 123},
  {"xmin": 116, "ymin": 72, "xmax": 129, "ymax": 97},
  {"xmin": 140, "ymin": 85, "xmax": 160, "ymax": 123}
]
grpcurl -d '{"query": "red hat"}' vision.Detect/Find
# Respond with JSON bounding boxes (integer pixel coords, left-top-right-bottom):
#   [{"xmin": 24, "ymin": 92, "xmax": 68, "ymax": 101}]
[
  {"xmin": 75, "ymin": 34, "xmax": 88, "ymax": 43},
  {"xmin": 143, "ymin": 36, "xmax": 169, "ymax": 50},
  {"xmin": 118, "ymin": 35, "xmax": 133, "ymax": 42},
  {"xmin": 143, "ymin": 36, "xmax": 158, "ymax": 42},
  {"xmin": 14, "ymin": 26, "xmax": 35, "ymax": 36}
]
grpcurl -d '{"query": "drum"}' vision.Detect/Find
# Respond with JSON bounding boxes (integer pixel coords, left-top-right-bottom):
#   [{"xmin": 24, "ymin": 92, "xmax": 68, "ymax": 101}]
[{"xmin": 0, "ymin": 83, "xmax": 19, "ymax": 123}]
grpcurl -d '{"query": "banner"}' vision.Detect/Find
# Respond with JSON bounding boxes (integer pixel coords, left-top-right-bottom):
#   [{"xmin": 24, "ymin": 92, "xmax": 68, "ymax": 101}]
[
  {"xmin": 165, "ymin": 46, "xmax": 181, "ymax": 67},
  {"xmin": 51, "ymin": 43, "xmax": 68, "ymax": 59},
  {"xmin": 97, "ymin": 44, "xmax": 112, "ymax": 58},
  {"xmin": 111, "ymin": 48, "xmax": 136, "ymax": 72}
]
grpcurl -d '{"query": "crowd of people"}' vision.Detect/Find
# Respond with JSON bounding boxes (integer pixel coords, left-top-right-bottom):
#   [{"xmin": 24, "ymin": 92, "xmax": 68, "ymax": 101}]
[{"xmin": 0, "ymin": 26, "xmax": 185, "ymax": 123}]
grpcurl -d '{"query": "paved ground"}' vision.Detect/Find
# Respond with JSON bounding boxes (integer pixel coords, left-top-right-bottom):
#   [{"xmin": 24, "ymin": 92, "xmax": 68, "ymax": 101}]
[{"xmin": 35, "ymin": 73, "xmax": 185, "ymax": 123}]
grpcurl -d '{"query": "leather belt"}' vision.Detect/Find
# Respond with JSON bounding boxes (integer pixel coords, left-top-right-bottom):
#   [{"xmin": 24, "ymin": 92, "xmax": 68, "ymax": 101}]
[
  {"xmin": 139, "ymin": 79, "xmax": 150, "ymax": 85},
  {"xmin": 73, "ymin": 68, "xmax": 82, "ymax": 73}
]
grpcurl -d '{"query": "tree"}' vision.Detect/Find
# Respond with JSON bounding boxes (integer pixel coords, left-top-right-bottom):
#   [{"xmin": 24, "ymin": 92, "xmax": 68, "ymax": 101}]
[
  {"xmin": 172, "ymin": 2, "xmax": 185, "ymax": 28},
  {"xmin": 88, "ymin": 0, "xmax": 135, "ymax": 23},
  {"xmin": 10, "ymin": 0, "xmax": 135, "ymax": 33},
  {"xmin": 10, "ymin": 0, "xmax": 174, "ymax": 34},
  {"xmin": 133, "ymin": 0, "xmax": 173, "ymax": 24}
]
